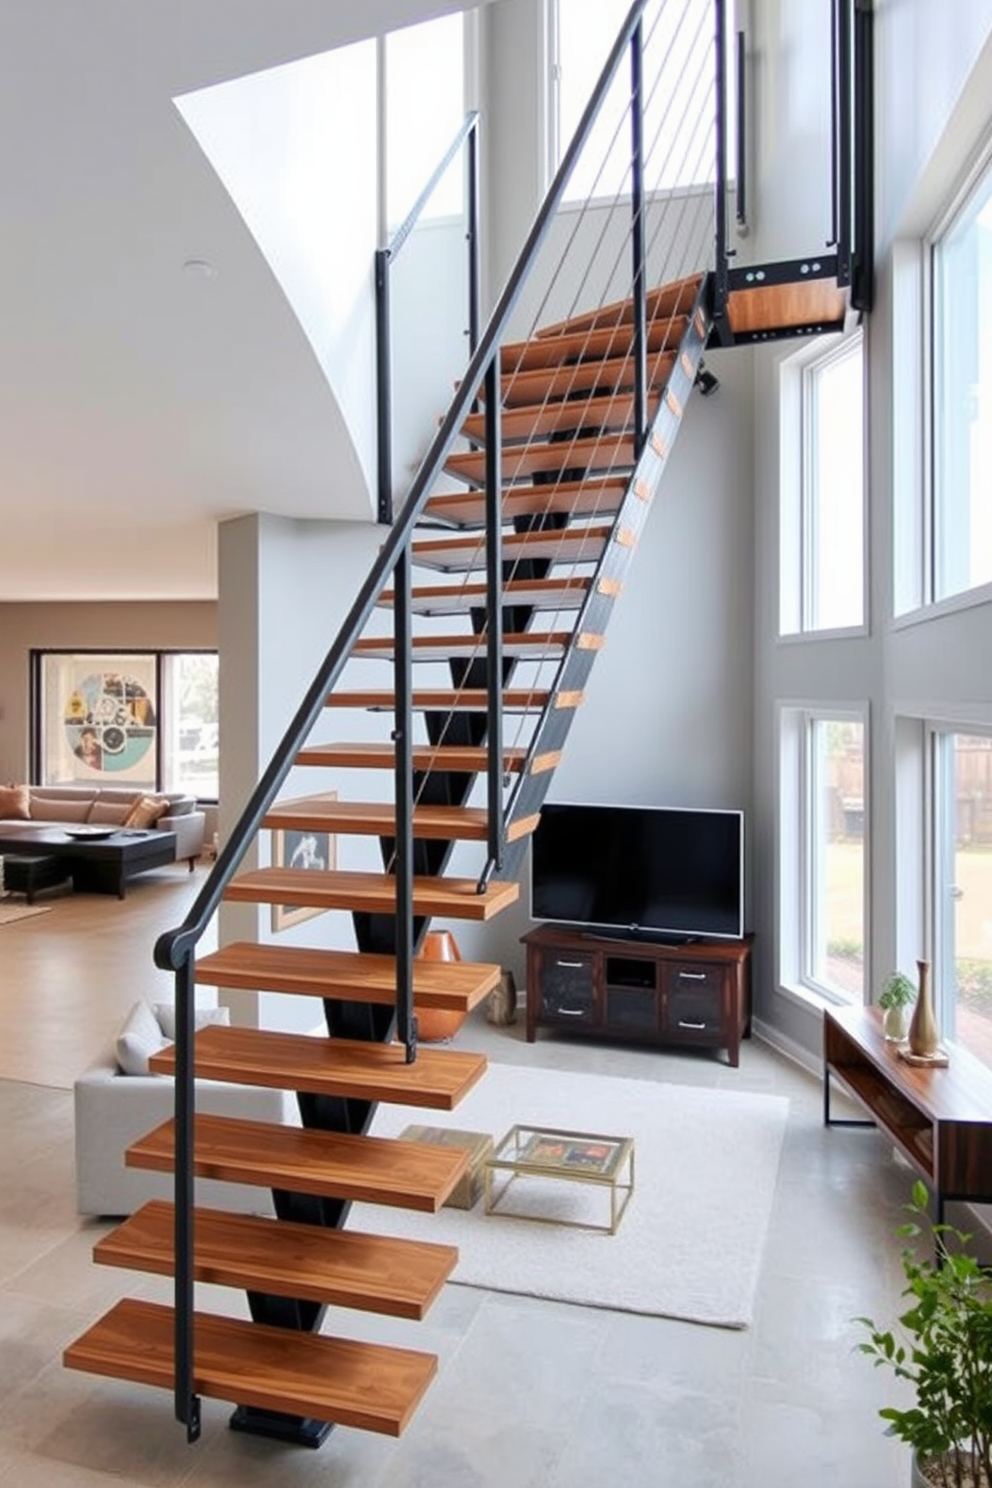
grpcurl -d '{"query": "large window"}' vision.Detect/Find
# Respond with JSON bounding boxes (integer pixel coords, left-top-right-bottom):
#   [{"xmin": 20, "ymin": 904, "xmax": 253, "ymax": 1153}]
[
  {"xmin": 780, "ymin": 708, "xmax": 866, "ymax": 1003},
  {"xmin": 553, "ymin": 0, "xmax": 720, "ymax": 203},
  {"xmin": 931, "ymin": 157, "xmax": 992, "ymax": 603},
  {"xmin": 931, "ymin": 730, "xmax": 992, "ymax": 1068},
  {"xmin": 780, "ymin": 334, "xmax": 865, "ymax": 635},
  {"xmin": 33, "ymin": 651, "xmax": 219, "ymax": 801}
]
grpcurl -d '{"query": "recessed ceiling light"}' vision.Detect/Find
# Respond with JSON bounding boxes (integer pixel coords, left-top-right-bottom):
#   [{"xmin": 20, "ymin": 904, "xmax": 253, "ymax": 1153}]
[{"xmin": 183, "ymin": 258, "xmax": 216, "ymax": 279}]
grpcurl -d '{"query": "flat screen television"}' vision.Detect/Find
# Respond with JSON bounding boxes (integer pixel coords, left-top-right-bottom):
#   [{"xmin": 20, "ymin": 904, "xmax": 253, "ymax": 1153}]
[{"xmin": 530, "ymin": 801, "xmax": 744, "ymax": 942}]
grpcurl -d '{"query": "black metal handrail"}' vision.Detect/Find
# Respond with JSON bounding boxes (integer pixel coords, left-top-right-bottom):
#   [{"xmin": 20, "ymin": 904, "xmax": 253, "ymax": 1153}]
[{"xmin": 158, "ymin": 0, "xmax": 722, "ymax": 1439}]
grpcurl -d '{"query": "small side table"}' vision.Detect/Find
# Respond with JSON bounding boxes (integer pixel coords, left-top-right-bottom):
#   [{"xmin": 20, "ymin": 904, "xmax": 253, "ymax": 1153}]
[{"xmin": 484, "ymin": 1125, "xmax": 635, "ymax": 1235}]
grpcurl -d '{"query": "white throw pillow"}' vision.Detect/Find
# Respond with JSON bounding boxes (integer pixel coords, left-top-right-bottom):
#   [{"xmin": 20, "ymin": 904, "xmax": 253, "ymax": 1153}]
[
  {"xmin": 153, "ymin": 1003, "xmax": 231, "ymax": 1041},
  {"xmin": 115, "ymin": 999, "xmax": 171, "ymax": 1076}
]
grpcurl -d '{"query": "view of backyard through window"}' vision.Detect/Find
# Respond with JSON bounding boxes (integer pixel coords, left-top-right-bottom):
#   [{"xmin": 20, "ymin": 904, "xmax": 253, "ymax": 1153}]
[
  {"xmin": 936, "ymin": 732, "xmax": 992, "ymax": 1068},
  {"xmin": 812, "ymin": 717, "xmax": 864, "ymax": 1000}
]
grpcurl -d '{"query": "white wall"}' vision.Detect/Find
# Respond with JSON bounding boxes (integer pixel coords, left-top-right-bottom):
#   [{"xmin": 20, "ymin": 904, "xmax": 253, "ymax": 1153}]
[
  {"xmin": 177, "ymin": 38, "xmax": 380, "ymax": 514},
  {"xmin": 218, "ymin": 512, "xmax": 385, "ymax": 1031}
]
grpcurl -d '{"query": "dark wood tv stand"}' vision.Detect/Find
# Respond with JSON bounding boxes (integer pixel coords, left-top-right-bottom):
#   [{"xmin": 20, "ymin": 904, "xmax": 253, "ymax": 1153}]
[
  {"xmin": 824, "ymin": 1004, "xmax": 992, "ymax": 1223},
  {"xmin": 522, "ymin": 924, "xmax": 753, "ymax": 1066}
]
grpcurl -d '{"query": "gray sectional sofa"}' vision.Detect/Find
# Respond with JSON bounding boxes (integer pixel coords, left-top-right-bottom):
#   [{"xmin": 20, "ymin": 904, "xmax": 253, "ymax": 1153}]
[{"xmin": 0, "ymin": 783, "xmax": 205, "ymax": 866}]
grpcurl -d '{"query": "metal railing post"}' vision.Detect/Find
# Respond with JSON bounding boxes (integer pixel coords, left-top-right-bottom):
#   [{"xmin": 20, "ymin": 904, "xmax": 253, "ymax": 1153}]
[
  {"xmin": 174, "ymin": 951, "xmax": 200, "ymax": 1441},
  {"xmin": 713, "ymin": 0, "xmax": 730, "ymax": 325},
  {"xmin": 393, "ymin": 542, "xmax": 416, "ymax": 1059},
  {"xmin": 375, "ymin": 247, "xmax": 393, "ymax": 525},
  {"xmin": 467, "ymin": 121, "xmax": 481, "ymax": 356},
  {"xmin": 484, "ymin": 351, "xmax": 504, "ymax": 878},
  {"xmin": 630, "ymin": 16, "xmax": 648, "ymax": 454}
]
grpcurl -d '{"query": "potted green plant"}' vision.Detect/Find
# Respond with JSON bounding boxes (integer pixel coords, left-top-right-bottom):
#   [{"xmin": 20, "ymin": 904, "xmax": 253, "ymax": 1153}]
[
  {"xmin": 856, "ymin": 1181, "xmax": 992, "ymax": 1486},
  {"xmin": 880, "ymin": 970, "xmax": 917, "ymax": 1041}
]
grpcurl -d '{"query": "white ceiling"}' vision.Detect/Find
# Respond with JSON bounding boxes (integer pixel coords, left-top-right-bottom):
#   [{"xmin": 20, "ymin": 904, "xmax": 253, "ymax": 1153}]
[{"xmin": 0, "ymin": 0, "xmax": 474, "ymax": 602}]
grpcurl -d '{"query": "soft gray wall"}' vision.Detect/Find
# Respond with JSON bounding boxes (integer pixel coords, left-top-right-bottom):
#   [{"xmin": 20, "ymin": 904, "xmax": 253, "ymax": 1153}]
[
  {"xmin": 217, "ymin": 512, "xmax": 385, "ymax": 1031},
  {"xmin": 0, "ymin": 601, "xmax": 217, "ymax": 784}
]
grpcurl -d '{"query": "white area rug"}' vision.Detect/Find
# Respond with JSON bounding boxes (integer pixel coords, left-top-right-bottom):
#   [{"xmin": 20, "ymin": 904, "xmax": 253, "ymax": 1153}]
[{"xmin": 348, "ymin": 1063, "xmax": 789, "ymax": 1330}]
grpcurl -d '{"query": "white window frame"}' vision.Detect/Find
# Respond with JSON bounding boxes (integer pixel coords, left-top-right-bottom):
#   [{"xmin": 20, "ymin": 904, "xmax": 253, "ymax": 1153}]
[
  {"xmin": 778, "ymin": 704, "xmax": 869, "ymax": 1009},
  {"xmin": 924, "ymin": 133, "xmax": 992, "ymax": 612},
  {"xmin": 779, "ymin": 331, "xmax": 867, "ymax": 639}
]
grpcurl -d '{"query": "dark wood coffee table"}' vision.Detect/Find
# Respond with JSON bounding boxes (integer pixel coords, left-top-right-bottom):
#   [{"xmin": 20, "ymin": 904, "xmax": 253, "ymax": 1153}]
[{"xmin": 0, "ymin": 827, "xmax": 177, "ymax": 898}]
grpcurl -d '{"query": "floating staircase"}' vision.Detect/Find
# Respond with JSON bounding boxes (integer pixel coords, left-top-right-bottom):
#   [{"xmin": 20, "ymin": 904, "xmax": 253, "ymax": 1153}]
[
  {"xmin": 63, "ymin": 0, "xmax": 863, "ymax": 1448},
  {"xmin": 62, "ymin": 269, "xmax": 720, "ymax": 1444}
]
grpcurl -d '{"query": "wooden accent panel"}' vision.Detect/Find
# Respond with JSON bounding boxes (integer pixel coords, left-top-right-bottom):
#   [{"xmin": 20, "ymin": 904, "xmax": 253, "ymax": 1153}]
[
  {"xmin": 194, "ymin": 942, "xmax": 500, "ymax": 1010},
  {"xmin": 378, "ymin": 577, "xmax": 590, "ymax": 615},
  {"xmin": 728, "ymin": 279, "xmax": 847, "ymax": 335},
  {"xmin": 95, "ymin": 1201, "xmax": 458, "ymax": 1320},
  {"xmin": 297, "ymin": 741, "xmax": 561, "ymax": 776},
  {"xmin": 262, "ymin": 795, "xmax": 538, "ymax": 845},
  {"xmin": 127, "ymin": 1114, "xmax": 471, "ymax": 1212},
  {"xmin": 412, "ymin": 525, "xmax": 612, "ymax": 570},
  {"xmin": 423, "ymin": 477, "xmax": 627, "ymax": 529},
  {"xmin": 500, "ymin": 315, "xmax": 687, "ymax": 375},
  {"xmin": 534, "ymin": 275, "xmax": 703, "ymax": 339},
  {"xmin": 151, "ymin": 1027, "xmax": 488, "ymax": 1111},
  {"xmin": 461, "ymin": 390, "xmax": 659, "ymax": 445},
  {"xmin": 64, "ymin": 1299, "xmax": 437, "ymax": 1436},
  {"xmin": 223, "ymin": 868, "xmax": 519, "ymax": 920},
  {"xmin": 351, "ymin": 631, "xmax": 571, "ymax": 661},
  {"xmin": 444, "ymin": 433, "xmax": 636, "ymax": 487},
  {"xmin": 326, "ymin": 688, "xmax": 556, "ymax": 713}
]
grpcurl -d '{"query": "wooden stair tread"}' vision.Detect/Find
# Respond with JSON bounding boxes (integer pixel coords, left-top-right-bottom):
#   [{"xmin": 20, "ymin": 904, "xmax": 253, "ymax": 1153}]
[
  {"xmin": 95, "ymin": 1200, "xmax": 458, "ymax": 1319},
  {"xmin": 444, "ymin": 432, "xmax": 636, "ymax": 486},
  {"xmin": 489, "ymin": 350, "xmax": 676, "ymax": 409},
  {"xmin": 296, "ymin": 741, "xmax": 561, "ymax": 776},
  {"xmin": 423, "ymin": 477, "xmax": 629, "ymax": 529},
  {"xmin": 378, "ymin": 576, "xmax": 591, "ymax": 615},
  {"xmin": 352, "ymin": 631, "xmax": 587, "ymax": 661},
  {"xmin": 326, "ymin": 687, "xmax": 562, "ymax": 712},
  {"xmin": 263, "ymin": 795, "xmax": 540, "ymax": 844},
  {"xmin": 151, "ymin": 1026, "xmax": 488, "ymax": 1110},
  {"xmin": 461, "ymin": 390, "xmax": 659, "ymax": 444},
  {"xmin": 127, "ymin": 1113, "xmax": 471, "ymax": 1211},
  {"xmin": 224, "ymin": 867, "xmax": 519, "ymax": 920},
  {"xmin": 534, "ymin": 275, "xmax": 703, "ymax": 339},
  {"xmin": 500, "ymin": 314, "xmax": 687, "ymax": 375},
  {"xmin": 412, "ymin": 524, "xmax": 612, "ymax": 571},
  {"xmin": 195, "ymin": 942, "xmax": 500, "ymax": 1011},
  {"xmin": 64, "ymin": 1298, "xmax": 436, "ymax": 1435}
]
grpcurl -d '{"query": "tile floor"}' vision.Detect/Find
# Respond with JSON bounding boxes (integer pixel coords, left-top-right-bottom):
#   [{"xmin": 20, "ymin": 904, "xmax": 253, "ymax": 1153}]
[{"xmin": 0, "ymin": 866, "xmax": 918, "ymax": 1486}]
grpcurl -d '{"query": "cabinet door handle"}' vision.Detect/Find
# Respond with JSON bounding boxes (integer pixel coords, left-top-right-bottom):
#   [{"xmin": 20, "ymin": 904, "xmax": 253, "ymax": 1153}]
[
  {"xmin": 556, "ymin": 1006, "xmax": 588, "ymax": 1017},
  {"xmin": 678, "ymin": 971, "xmax": 707, "ymax": 981},
  {"xmin": 556, "ymin": 960, "xmax": 585, "ymax": 969},
  {"xmin": 677, "ymin": 1019, "xmax": 708, "ymax": 1030}
]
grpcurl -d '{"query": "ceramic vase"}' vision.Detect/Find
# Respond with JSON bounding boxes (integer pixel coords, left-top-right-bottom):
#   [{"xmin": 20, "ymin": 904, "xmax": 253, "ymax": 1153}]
[
  {"xmin": 414, "ymin": 930, "xmax": 467, "ymax": 1044},
  {"xmin": 908, "ymin": 958, "xmax": 940, "ymax": 1058}
]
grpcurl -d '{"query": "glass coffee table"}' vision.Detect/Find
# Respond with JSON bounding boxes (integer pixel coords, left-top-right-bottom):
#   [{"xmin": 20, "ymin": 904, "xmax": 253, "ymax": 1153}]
[{"xmin": 484, "ymin": 1125, "xmax": 635, "ymax": 1234}]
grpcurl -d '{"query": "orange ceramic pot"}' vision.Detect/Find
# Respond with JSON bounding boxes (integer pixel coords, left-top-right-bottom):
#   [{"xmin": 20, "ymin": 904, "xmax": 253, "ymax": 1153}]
[{"xmin": 415, "ymin": 930, "xmax": 467, "ymax": 1043}]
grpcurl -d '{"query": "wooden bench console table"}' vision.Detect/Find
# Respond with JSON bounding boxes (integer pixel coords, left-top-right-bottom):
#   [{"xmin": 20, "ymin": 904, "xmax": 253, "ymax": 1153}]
[{"xmin": 824, "ymin": 1004, "xmax": 992, "ymax": 1224}]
